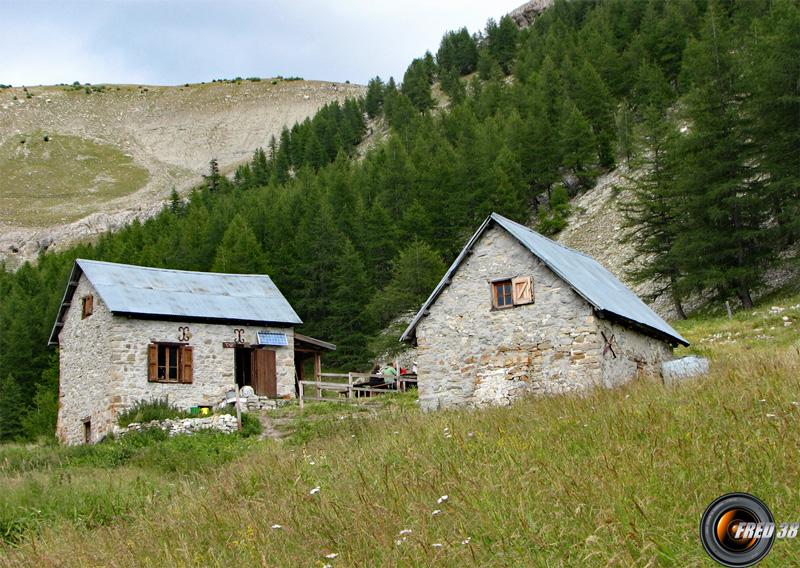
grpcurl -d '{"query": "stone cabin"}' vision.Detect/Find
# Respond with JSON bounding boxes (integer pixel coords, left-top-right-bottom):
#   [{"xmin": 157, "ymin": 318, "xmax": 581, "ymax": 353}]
[
  {"xmin": 401, "ymin": 213, "xmax": 689, "ymax": 410},
  {"xmin": 49, "ymin": 259, "xmax": 335, "ymax": 444}
]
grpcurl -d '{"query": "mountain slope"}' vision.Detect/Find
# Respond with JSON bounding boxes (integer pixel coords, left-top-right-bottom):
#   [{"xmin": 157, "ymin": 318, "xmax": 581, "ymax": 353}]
[{"xmin": 0, "ymin": 79, "xmax": 364, "ymax": 267}]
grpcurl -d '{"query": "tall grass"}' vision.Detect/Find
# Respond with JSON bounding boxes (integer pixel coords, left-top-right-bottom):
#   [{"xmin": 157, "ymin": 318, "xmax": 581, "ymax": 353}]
[
  {"xmin": 2, "ymin": 346, "xmax": 798, "ymax": 566},
  {"xmin": 2, "ymin": 298, "xmax": 798, "ymax": 565}
]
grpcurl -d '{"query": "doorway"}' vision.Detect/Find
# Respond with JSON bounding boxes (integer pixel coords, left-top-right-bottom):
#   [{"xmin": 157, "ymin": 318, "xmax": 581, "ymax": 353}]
[{"xmin": 234, "ymin": 347, "xmax": 277, "ymax": 397}]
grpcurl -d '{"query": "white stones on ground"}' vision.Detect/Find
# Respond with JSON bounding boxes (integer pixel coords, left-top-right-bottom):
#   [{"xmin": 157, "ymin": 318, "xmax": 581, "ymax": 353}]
[
  {"xmin": 114, "ymin": 413, "xmax": 240, "ymax": 437},
  {"xmin": 661, "ymin": 356, "xmax": 710, "ymax": 385}
]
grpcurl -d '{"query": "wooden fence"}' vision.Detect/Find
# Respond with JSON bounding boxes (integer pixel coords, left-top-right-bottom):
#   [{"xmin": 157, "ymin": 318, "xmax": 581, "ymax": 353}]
[{"xmin": 298, "ymin": 372, "xmax": 417, "ymax": 409}]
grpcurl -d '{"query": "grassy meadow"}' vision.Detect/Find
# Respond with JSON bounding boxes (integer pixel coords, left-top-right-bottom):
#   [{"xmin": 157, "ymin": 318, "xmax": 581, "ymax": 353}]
[
  {"xmin": 0, "ymin": 131, "xmax": 150, "ymax": 227},
  {"xmin": 1, "ymin": 295, "xmax": 799, "ymax": 567}
]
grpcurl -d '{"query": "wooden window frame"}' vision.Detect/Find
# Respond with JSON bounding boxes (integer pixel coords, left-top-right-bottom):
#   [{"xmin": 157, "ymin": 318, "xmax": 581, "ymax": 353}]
[
  {"xmin": 148, "ymin": 342, "xmax": 193, "ymax": 384},
  {"xmin": 81, "ymin": 294, "xmax": 94, "ymax": 319},
  {"xmin": 490, "ymin": 275, "xmax": 534, "ymax": 310},
  {"xmin": 491, "ymin": 279, "xmax": 514, "ymax": 309}
]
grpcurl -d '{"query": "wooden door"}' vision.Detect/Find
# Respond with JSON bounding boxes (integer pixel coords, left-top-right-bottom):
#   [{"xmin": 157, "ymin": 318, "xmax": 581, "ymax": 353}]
[{"xmin": 251, "ymin": 349, "xmax": 277, "ymax": 397}]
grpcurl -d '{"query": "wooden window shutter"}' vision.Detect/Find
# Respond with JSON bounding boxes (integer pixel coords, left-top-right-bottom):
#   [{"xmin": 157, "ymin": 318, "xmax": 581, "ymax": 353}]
[
  {"xmin": 512, "ymin": 276, "xmax": 534, "ymax": 305},
  {"xmin": 82, "ymin": 295, "xmax": 93, "ymax": 319},
  {"xmin": 147, "ymin": 344, "xmax": 158, "ymax": 382},
  {"xmin": 180, "ymin": 346, "xmax": 193, "ymax": 384}
]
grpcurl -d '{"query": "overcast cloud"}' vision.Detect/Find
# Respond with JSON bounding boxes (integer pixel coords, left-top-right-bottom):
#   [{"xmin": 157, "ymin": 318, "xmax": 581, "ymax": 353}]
[{"xmin": 1, "ymin": 0, "xmax": 523, "ymax": 87}]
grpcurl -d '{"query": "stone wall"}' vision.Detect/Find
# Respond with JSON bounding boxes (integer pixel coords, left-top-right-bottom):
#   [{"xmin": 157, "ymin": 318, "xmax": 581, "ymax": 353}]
[
  {"xmin": 414, "ymin": 226, "xmax": 675, "ymax": 410},
  {"xmin": 57, "ymin": 276, "xmax": 116, "ymax": 444},
  {"xmin": 596, "ymin": 318, "xmax": 673, "ymax": 388},
  {"xmin": 57, "ymin": 274, "xmax": 296, "ymax": 445},
  {"xmin": 415, "ymin": 226, "xmax": 605, "ymax": 410}
]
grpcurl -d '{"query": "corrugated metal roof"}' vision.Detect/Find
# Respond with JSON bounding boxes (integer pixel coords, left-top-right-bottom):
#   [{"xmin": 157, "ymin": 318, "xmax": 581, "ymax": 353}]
[
  {"xmin": 400, "ymin": 213, "xmax": 688, "ymax": 346},
  {"xmin": 49, "ymin": 260, "xmax": 302, "ymax": 344}
]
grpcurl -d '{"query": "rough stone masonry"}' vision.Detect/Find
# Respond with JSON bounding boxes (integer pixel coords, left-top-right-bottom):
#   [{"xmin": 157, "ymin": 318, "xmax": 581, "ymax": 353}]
[
  {"xmin": 56, "ymin": 275, "xmax": 295, "ymax": 444},
  {"xmin": 414, "ymin": 226, "xmax": 673, "ymax": 410}
]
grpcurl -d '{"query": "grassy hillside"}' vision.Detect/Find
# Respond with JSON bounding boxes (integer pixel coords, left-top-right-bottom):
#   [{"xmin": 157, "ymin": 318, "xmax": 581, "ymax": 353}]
[
  {"xmin": 1, "ymin": 294, "xmax": 799, "ymax": 566},
  {"xmin": 0, "ymin": 79, "xmax": 364, "ymax": 264},
  {"xmin": 0, "ymin": 131, "xmax": 150, "ymax": 226}
]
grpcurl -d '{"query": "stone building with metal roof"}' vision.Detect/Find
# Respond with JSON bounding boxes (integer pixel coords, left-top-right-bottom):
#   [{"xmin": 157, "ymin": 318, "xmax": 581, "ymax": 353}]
[
  {"xmin": 50, "ymin": 259, "xmax": 333, "ymax": 444},
  {"xmin": 401, "ymin": 213, "xmax": 688, "ymax": 410}
]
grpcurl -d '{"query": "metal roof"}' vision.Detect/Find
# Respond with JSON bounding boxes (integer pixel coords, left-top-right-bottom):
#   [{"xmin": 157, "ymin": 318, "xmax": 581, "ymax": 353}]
[
  {"xmin": 49, "ymin": 259, "xmax": 302, "ymax": 345},
  {"xmin": 400, "ymin": 213, "xmax": 688, "ymax": 346}
]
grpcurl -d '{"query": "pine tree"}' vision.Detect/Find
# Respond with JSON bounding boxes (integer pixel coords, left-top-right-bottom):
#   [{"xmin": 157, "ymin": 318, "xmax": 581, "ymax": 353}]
[
  {"xmin": 620, "ymin": 104, "xmax": 687, "ymax": 317},
  {"xmin": 211, "ymin": 214, "xmax": 268, "ymax": 274},
  {"xmin": 365, "ymin": 77, "xmax": 385, "ymax": 118},
  {"xmin": 204, "ymin": 158, "xmax": 221, "ymax": 191},
  {"xmin": 436, "ymin": 27, "xmax": 479, "ymax": 76},
  {"xmin": 486, "ymin": 15, "xmax": 519, "ymax": 74},
  {"xmin": 558, "ymin": 100, "xmax": 597, "ymax": 188},
  {"xmin": 0, "ymin": 374, "xmax": 24, "ymax": 441},
  {"xmin": 401, "ymin": 58, "xmax": 435, "ymax": 112},
  {"xmin": 672, "ymin": 2, "xmax": 774, "ymax": 308},
  {"xmin": 366, "ymin": 240, "xmax": 446, "ymax": 327},
  {"xmin": 328, "ymin": 238, "xmax": 373, "ymax": 369}
]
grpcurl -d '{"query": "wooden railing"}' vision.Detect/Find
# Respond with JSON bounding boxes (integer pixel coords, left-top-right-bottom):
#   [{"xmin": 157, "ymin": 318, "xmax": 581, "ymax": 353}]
[{"xmin": 298, "ymin": 372, "xmax": 417, "ymax": 408}]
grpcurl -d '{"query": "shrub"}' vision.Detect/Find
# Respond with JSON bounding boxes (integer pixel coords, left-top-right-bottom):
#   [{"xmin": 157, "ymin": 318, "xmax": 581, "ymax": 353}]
[
  {"xmin": 117, "ymin": 399, "xmax": 191, "ymax": 427},
  {"xmin": 239, "ymin": 413, "xmax": 262, "ymax": 438}
]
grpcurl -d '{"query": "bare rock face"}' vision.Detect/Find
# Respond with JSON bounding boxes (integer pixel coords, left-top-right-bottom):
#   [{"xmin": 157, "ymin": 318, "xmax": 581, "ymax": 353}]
[{"xmin": 508, "ymin": 0, "xmax": 555, "ymax": 28}]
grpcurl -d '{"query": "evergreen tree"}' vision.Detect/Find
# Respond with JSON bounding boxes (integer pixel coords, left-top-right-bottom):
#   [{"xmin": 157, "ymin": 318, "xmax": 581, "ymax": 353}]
[
  {"xmin": 485, "ymin": 15, "xmax": 519, "ymax": 74},
  {"xmin": 439, "ymin": 68, "xmax": 466, "ymax": 105},
  {"xmin": 558, "ymin": 100, "xmax": 597, "ymax": 188},
  {"xmin": 436, "ymin": 27, "xmax": 479, "ymax": 75},
  {"xmin": 367, "ymin": 240, "xmax": 446, "ymax": 327},
  {"xmin": 365, "ymin": 76, "xmax": 385, "ymax": 118},
  {"xmin": 671, "ymin": 2, "xmax": 775, "ymax": 308},
  {"xmin": 620, "ymin": 104, "xmax": 687, "ymax": 317},
  {"xmin": 204, "ymin": 158, "xmax": 221, "ymax": 191},
  {"xmin": 0, "ymin": 374, "xmax": 24, "ymax": 441},
  {"xmin": 211, "ymin": 214, "xmax": 268, "ymax": 274},
  {"xmin": 401, "ymin": 58, "xmax": 435, "ymax": 112}
]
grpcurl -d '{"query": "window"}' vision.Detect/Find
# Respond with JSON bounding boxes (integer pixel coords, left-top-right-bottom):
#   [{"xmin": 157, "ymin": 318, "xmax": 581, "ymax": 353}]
[
  {"xmin": 491, "ymin": 276, "xmax": 534, "ymax": 309},
  {"xmin": 148, "ymin": 343, "xmax": 193, "ymax": 384},
  {"xmin": 493, "ymin": 280, "xmax": 513, "ymax": 308},
  {"xmin": 82, "ymin": 295, "xmax": 93, "ymax": 319},
  {"xmin": 83, "ymin": 418, "xmax": 91, "ymax": 444}
]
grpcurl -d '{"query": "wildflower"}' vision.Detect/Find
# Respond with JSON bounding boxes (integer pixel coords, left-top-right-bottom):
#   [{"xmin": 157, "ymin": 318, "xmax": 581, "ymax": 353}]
[
  {"xmin": 461, "ymin": 537, "xmax": 471, "ymax": 545},
  {"xmin": 437, "ymin": 495, "xmax": 448, "ymax": 504},
  {"xmin": 766, "ymin": 414, "xmax": 778, "ymax": 418},
  {"xmin": 399, "ymin": 529, "xmax": 412, "ymax": 535},
  {"xmin": 309, "ymin": 461, "xmax": 316, "ymax": 465},
  {"xmin": 432, "ymin": 543, "xmax": 443, "ymax": 548},
  {"xmin": 310, "ymin": 486, "xmax": 321, "ymax": 495},
  {"xmin": 467, "ymin": 432, "xmax": 475, "ymax": 437},
  {"xmin": 325, "ymin": 553, "xmax": 338, "ymax": 559},
  {"xmin": 445, "ymin": 433, "xmax": 452, "ymax": 438},
  {"xmin": 271, "ymin": 524, "xmax": 283, "ymax": 530},
  {"xmin": 432, "ymin": 509, "xmax": 442, "ymax": 516},
  {"xmin": 395, "ymin": 539, "xmax": 404, "ymax": 546}
]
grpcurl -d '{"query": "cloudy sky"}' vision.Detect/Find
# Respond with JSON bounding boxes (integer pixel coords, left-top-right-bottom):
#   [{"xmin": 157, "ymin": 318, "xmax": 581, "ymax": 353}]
[{"xmin": 2, "ymin": 0, "xmax": 524, "ymax": 87}]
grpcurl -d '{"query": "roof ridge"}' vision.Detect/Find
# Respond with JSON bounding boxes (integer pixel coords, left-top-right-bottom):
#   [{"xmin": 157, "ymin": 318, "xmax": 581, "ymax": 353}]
[
  {"xmin": 489, "ymin": 213, "xmax": 596, "ymax": 260},
  {"xmin": 77, "ymin": 258, "xmax": 271, "ymax": 279}
]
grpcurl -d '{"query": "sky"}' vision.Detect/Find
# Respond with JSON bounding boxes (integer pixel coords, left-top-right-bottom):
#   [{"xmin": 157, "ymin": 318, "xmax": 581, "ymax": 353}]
[{"xmin": 1, "ymin": 0, "xmax": 524, "ymax": 87}]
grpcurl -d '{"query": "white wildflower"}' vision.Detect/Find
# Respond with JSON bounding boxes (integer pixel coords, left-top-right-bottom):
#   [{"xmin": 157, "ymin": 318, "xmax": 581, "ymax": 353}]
[
  {"xmin": 324, "ymin": 553, "xmax": 338, "ymax": 559},
  {"xmin": 309, "ymin": 461, "xmax": 316, "ymax": 465},
  {"xmin": 766, "ymin": 414, "xmax": 778, "ymax": 418},
  {"xmin": 399, "ymin": 529, "xmax": 412, "ymax": 535},
  {"xmin": 432, "ymin": 543, "xmax": 443, "ymax": 548},
  {"xmin": 432, "ymin": 509, "xmax": 442, "ymax": 516},
  {"xmin": 310, "ymin": 486, "xmax": 321, "ymax": 495},
  {"xmin": 461, "ymin": 537, "xmax": 471, "ymax": 545},
  {"xmin": 395, "ymin": 539, "xmax": 404, "ymax": 546},
  {"xmin": 437, "ymin": 495, "xmax": 449, "ymax": 504},
  {"xmin": 271, "ymin": 524, "xmax": 283, "ymax": 530}
]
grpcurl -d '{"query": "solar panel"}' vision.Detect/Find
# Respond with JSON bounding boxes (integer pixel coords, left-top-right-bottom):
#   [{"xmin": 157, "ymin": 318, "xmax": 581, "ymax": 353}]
[{"xmin": 257, "ymin": 332, "xmax": 289, "ymax": 346}]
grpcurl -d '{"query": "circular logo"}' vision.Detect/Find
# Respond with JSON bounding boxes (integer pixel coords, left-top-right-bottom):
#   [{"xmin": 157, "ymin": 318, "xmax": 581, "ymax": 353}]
[{"xmin": 700, "ymin": 493, "xmax": 775, "ymax": 567}]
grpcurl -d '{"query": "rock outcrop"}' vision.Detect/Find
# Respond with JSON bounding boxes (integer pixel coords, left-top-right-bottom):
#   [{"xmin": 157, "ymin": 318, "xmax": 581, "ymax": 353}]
[{"xmin": 508, "ymin": 0, "xmax": 555, "ymax": 28}]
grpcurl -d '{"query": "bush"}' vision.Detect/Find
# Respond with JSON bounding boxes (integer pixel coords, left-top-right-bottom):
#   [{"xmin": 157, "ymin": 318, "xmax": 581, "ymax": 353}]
[
  {"xmin": 117, "ymin": 399, "xmax": 191, "ymax": 427},
  {"xmin": 239, "ymin": 413, "xmax": 262, "ymax": 438}
]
